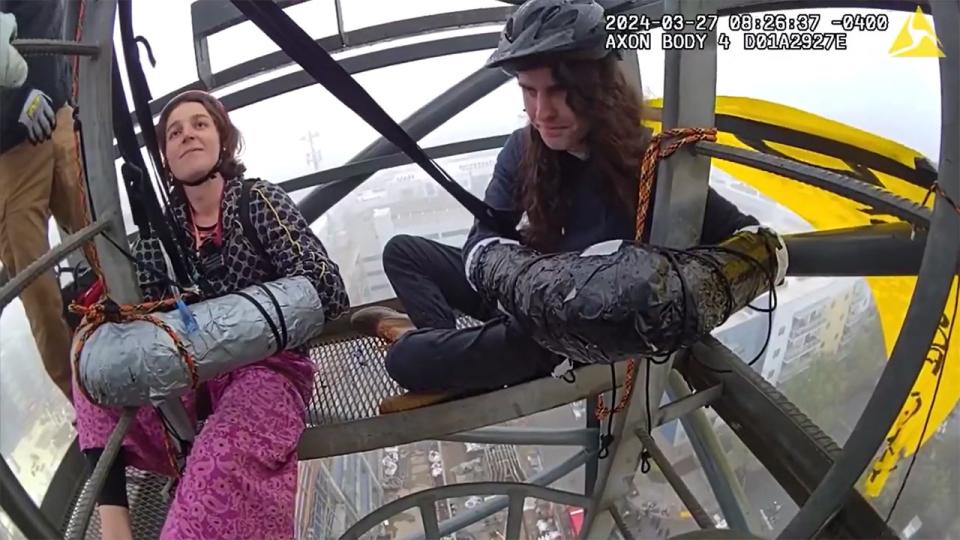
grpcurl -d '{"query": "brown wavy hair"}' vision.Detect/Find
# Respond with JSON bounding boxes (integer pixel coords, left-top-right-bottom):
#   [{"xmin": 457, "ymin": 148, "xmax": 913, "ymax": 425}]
[
  {"xmin": 516, "ymin": 55, "xmax": 649, "ymax": 252},
  {"xmin": 156, "ymin": 90, "xmax": 246, "ymax": 183}
]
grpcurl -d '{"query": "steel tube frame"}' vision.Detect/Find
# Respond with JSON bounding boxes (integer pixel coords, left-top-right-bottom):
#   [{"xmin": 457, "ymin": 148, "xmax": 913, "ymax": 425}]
[
  {"xmin": 679, "ymin": 337, "xmax": 898, "ymax": 539},
  {"xmin": 0, "ymin": 456, "xmax": 60, "ymax": 540},
  {"xmin": 656, "ymin": 383, "xmax": 723, "ymax": 427},
  {"xmin": 113, "ymin": 32, "xmax": 503, "ymax": 158},
  {"xmin": 0, "ymin": 214, "xmax": 111, "ymax": 311},
  {"xmin": 666, "ymin": 371, "xmax": 759, "ymax": 534},
  {"xmin": 344, "ymin": 480, "xmax": 591, "ymax": 540},
  {"xmin": 610, "ymin": 506, "xmax": 638, "ymax": 540},
  {"xmin": 695, "ymin": 141, "xmax": 932, "ymax": 227},
  {"xmin": 183, "ymin": 6, "xmax": 509, "ymax": 97},
  {"xmin": 622, "ymin": 0, "xmax": 929, "ymax": 22},
  {"xmin": 11, "ymin": 38, "xmax": 100, "ymax": 57},
  {"xmin": 1, "ymin": 1, "xmax": 124, "ymax": 534},
  {"xmin": 634, "ymin": 428, "xmax": 714, "ymax": 529},
  {"xmin": 440, "ymin": 427, "xmax": 599, "ymax": 447},
  {"xmin": 65, "ymin": 409, "xmax": 136, "ymax": 540},
  {"xmin": 277, "ymin": 134, "xmax": 509, "ymax": 194},
  {"xmin": 297, "ymin": 65, "xmax": 509, "ymax": 222},
  {"xmin": 40, "ymin": 439, "xmax": 88, "ymax": 537},
  {"xmin": 781, "ymin": 1, "xmax": 960, "ymax": 537},
  {"xmin": 16, "ymin": 1, "xmax": 947, "ymax": 539},
  {"xmin": 298, "ymin": 362, "xmax": 628, "ymax": 459},
  {"xmin": 189, "ymin": 0, "xmax": 305, "ymax": 89},
  {"xmin": 402, "ymin": 450, "xmax": 593, "ymax": 540},
  {"xmin": 582, "ymin": 2, "xmax": 721, "ymax": 537},
  {"xmin": 77, "ymin": 0, "xmax": 141, "ymax": 305},
  {"xmin": 784, "ymin": 223, "xmax": 927, "ymax": 277}
]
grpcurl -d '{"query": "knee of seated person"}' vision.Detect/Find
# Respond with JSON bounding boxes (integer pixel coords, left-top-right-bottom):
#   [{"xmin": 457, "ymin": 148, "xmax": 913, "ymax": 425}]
[
  {"xmin": 383, "ymin": 336, "xmax": 422, "ymax": 391},
  {"xmin": 382, "ymin": 235, "xmax": 419, "ymax": 270}
]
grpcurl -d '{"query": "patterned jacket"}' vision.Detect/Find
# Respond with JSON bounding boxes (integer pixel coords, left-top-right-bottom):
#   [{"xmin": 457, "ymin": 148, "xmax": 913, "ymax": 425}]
[{"xmin": 132, "ymin": 177, "xmax": 350, "ymax": 323}]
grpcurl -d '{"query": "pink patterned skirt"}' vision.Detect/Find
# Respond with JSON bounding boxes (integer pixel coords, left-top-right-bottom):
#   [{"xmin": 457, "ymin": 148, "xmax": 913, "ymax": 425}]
[{"xmin": 73, "ymin": 350, "xmax": 315, "ymax": 539}]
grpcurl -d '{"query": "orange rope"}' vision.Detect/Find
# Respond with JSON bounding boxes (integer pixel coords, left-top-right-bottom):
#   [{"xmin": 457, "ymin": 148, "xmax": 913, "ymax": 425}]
[
  {"xmin": 66, "ymin": 0, "xmax": 105, "ymax": 289},
  {"xmin": 595, "ymin": 127, "xmax": 718, "ymax": 421}
]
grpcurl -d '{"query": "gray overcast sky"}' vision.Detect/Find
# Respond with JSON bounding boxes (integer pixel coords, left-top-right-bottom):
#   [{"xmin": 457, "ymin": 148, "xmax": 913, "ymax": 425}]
[
  {"xmin": 0, "ymin": 2, "xmax": 945, "ymax": 497},
  {"xmin": 114, "ymin": 1, "xmax": 941, "ymax": 190}
]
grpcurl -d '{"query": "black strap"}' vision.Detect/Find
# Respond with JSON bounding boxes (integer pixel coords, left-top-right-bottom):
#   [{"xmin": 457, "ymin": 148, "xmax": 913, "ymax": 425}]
[
  {"xmin": 254, "ymin": 282, "xmax": 288, "ymax": 349},
  {"xmin": 230, "ymin": 0, "xmax": 521, "ymax": 242},
  {"xmin": 232, "ymin": 290, "xmax": 286, "ymax": 352},
  {"xmin": 113, "ymin": 2, "xmax": 194, "ymax": 287},
  {"xmin": 111, "ymin": 59, "xmax": 194, "ymax": 288}
]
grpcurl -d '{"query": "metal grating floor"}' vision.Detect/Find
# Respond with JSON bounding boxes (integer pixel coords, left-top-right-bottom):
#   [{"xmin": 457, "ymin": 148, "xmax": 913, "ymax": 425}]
[
  {"xmin": 63, "ymin": 468, "xmax": 172, "ymax": 540},
  {"xmin": 305, "ymin": 316, "xmax": 478, "ymax": 427},
  {"xmin": 304, "ymin": 331, "xmax": 403, "ymax": 426}
]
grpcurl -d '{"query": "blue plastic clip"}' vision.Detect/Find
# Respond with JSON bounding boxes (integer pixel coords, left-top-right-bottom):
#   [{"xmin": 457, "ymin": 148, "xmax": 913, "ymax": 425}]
[{"xmin": 176, "ymin": 297, "xmax": 199, "ymax": 334}]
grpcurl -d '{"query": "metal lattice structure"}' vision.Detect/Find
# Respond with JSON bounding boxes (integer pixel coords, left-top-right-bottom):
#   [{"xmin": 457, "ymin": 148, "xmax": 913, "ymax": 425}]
[
  {"xmin": 305, "ymin": 331, "xmax": 407, "ymax": 426},
  {"xmin": 63, "ymin": 468, "xmax": 171, "ymax": 540},
  {"xmin": 1, "ymin": 0, "xmax": 957, "ymax": 539}
]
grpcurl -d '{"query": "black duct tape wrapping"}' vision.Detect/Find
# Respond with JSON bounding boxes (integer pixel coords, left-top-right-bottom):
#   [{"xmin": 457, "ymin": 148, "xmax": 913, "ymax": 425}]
[{"xmin": 469, "ymin": 230, "xmax": 781, "ymax": 364}]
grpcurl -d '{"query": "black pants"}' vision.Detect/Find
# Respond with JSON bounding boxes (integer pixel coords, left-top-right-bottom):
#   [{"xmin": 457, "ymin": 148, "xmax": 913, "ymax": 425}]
[{"xmin": 382, "ymin": 234, "xmax": 561, "ymax": 393}]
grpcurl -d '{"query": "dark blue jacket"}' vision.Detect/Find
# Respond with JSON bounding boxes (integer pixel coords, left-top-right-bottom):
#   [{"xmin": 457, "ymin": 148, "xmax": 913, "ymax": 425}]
[
  {"xmin": 0, "ymin": 0, "xmax": 71, "ymax": 154},
  {"xmin": 463, "ymin": 128, "xmax": 758, "ymax": 261}
]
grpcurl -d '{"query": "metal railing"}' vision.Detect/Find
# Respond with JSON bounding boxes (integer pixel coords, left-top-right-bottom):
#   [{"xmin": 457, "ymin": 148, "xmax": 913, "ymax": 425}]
[{"xmin": 2, "ymin": 1, "xmax": 954, "ymax": 539}]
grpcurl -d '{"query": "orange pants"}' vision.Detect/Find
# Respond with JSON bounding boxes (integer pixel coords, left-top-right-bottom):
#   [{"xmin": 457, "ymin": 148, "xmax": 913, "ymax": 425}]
[{"xmin": 0, "ymin": 105, "xmax": 88, "ymax": 400}]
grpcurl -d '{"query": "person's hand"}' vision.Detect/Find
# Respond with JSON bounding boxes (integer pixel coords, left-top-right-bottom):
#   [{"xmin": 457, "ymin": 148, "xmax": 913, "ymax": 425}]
[
  {"xmin": 18, "ymin": 89, "xmax": 56, "ymax": 144},
  {"xmin": 0, "ymin": 12, "xmax": 28, "ymax": 88}
]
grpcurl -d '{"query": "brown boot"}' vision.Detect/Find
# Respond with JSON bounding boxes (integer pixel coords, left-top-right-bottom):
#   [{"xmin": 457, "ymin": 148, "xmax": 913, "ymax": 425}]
[
  {"xmin": 379, "ymin": 391, "xmax": 459, "ymax": 414},
  {"xmin": 350, "ymin": 306, "xmax": 416, "ymax": 344}
]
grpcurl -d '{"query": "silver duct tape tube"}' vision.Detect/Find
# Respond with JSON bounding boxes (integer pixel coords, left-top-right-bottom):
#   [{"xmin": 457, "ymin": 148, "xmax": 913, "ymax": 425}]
[
  {"xmin": 470, "ymin": 230, "xmax": 781, "ymax": 365},
  {"xmin": 75, "ymin": 276, "xmax": 325, "ymax": 406}
]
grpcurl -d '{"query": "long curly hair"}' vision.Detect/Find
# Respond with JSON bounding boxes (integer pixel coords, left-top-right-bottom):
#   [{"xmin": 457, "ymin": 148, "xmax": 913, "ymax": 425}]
[{"xmin": 516, "ymin": 55, "xmax": 649, "ymax": 252}]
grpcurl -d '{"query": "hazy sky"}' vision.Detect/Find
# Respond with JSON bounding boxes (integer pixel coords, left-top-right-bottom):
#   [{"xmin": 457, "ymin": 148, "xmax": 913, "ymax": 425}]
[
  {"xmin": 0, "ymin": 0, "xmax": 946, "ymax": 505},
  {"xmin": 111, "ymin": 1, "xmax": 941, "ymax": 193}
]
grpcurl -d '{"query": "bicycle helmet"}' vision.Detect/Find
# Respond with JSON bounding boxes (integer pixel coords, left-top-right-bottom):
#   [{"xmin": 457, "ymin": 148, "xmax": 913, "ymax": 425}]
[{"xmin": 485, "ymin": 0, "xmax": 611, "ymax": 74}]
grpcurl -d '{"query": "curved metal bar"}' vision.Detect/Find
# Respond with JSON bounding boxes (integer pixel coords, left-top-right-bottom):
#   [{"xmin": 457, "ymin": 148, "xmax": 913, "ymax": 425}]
[
  {"xmin": 695, "ymin": 141, "xmax": 932, "ymax": 227},
  {"xmin": 343, "ymin": 474, "xmax": 592, "ymax": 540},
  {"xmin": 11, "ymin": 38, "xmax": 100, "ymax": 57},
  {"xmin": 113, "ymin": 32, "xmax": 502, "ymax": 159},
  {"xmin": 277, "ymin": 135, "xmax": 509, "ymax": 194},
  {"xmin": 779, "ymin": 1, "xmax": 960, "ymax": 537},
  {"xmin": 297, "ymin": 65, "xmax": 509, "ymax": 222},
  {"xmin": 402, "ymin": 450, "xmax": 593, "ymax": 540},
  {"xmin": 343, "ymin": 481, "xmax": 590, "ymax": 540},
  {"xmin": 0, "ymin": 214, "xmax": 111, "ymax": 311},
  {"xmin": 624, "ymin": 0, "xmax": 929, "ymax": 22},
  {"xmin": 440, "ymin": 426, "xmax": 599, "ymax": 447},
  {"xmin": 148, "ymin": 7, "xmax": 510, "ymax": 119},
  {"xmin": 65, "ymin": 408, "xmax": 136, "ymax": 540},
  {"xmin": 215, "ymin": 32, "xmax": 499, "ymax": 114},
  {"xmin": 0, "ymin": 456, "xmax": 61, "ymax": 540}
]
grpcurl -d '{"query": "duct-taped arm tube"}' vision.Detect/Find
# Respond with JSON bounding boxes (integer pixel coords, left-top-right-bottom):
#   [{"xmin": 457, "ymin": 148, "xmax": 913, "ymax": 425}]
[
  {"xmin": 74, "ymin": 276, "xmax": 325, "ymax": 406},
  {"xmin": 468, "ymin": 230, "xmax": 783, "ymax": 365}
]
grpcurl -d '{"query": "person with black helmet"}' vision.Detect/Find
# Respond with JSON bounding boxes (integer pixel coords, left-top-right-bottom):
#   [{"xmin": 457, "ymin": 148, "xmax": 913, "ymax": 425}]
[
  {"xmin": 72, "ymin": 90, "xmax": 350, "ymax": 540},
  {"xmin": 351, "ymin": 0, "xmax": 761, "ymax": 411}
]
